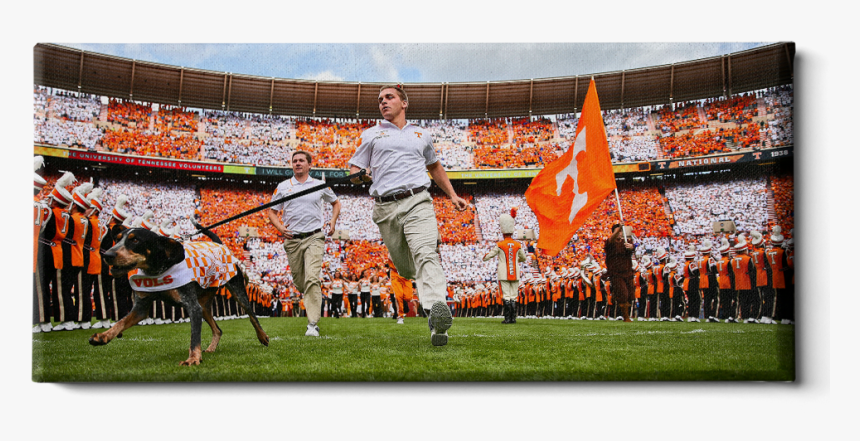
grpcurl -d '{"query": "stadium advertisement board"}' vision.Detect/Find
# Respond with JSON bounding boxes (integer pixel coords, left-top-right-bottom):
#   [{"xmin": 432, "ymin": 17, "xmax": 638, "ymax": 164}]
[
  {"xmin": 37, "ymin": 145, "xmax": 226, "ymax": 173},
  {"xmin": 36, "ymin": 144, "xmax": 792, "ymax": 178},
  {"xmin": 651, "ymin": 146, "xmax": 793, "ymax": 171},
  {"xmin": 256, "ymin": 166, "xmax": 349, "ymax": 180}
]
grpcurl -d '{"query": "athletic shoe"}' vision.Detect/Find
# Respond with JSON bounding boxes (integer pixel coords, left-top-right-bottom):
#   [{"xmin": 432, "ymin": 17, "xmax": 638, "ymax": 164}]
[
  {"xmin": 145, "ymin": 318, "xmax": 154, "ymax": 325},
  {"xmin": 305, "ymin": 324, "xmax": 320, "ymax": 337},
  {"xmin": 32, "ymin": 325, "xmax": 41, "ymax": 334},
  {"xmin": 397, "ymin": 318, "xmax": 404, "ymax": 324},
  {"xmin": 53, "ymin": 321, "xmax": 72, "ymax": 331},
  {"xmin": 80, "ymin": 322, "xmax": 91, "ymax": 330},
  {"xmin": 40, "ymin": 323, "xmax": 53, "ymax": 333},
  {"xmin": 429, "ymin": 302, "xmax": 453, "ymax": 347},
  {"xmin": 637, "ymin": 317, "xmax": 645, "ymax": 321},
  {"xmin": 660, "ymin": 317, "xmax": 669, "ymax": 322},
  {"xmin": 781, "ymin": 319, "xmax": 793, "ymax": 325},
  {"xmin": 91, "ymin": 321, "xmax": 104, "ymax": 329},
  {"xmin": 648, "ymin": 317, "xmax": 657, "ymax": 322},
  {"xmin": 674, "ymin": 315, "xmax": 683, "ymax": 322},
  {"xmin": 69, "ymin": 322, "xmax": 81, "ymax": 330}
]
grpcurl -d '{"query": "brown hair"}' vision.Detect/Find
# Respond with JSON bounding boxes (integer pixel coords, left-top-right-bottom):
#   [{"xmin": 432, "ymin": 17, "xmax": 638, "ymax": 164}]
[
  {"xmin": 292, "ymin": 150, "xmax": 313, "ymax": 164},
  {"xmin": 379, "ymin": 84, "xmax": 408, "ymax": 103}
]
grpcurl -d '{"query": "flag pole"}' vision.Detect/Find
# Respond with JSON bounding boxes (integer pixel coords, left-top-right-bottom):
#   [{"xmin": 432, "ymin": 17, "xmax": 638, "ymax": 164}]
[{"xmin": 614, "ymin": 187, "xmax": 627, "ymax": 243}]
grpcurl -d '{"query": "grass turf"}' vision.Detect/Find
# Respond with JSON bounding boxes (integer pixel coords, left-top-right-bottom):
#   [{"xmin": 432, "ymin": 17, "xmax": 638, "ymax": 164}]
[{"xmin": 32, "ymin": 316, "xmax": 794, "ymax": 382}]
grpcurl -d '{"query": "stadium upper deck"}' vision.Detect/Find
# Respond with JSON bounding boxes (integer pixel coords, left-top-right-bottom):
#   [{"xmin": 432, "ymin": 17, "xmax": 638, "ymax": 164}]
[{"xmin": 34, "ymin": 43, "xmax": 794, "ymax": 119}]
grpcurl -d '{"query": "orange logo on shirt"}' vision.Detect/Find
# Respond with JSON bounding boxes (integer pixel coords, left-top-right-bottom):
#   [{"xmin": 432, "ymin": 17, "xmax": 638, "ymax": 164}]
[{"xmin": 415, "ymin": 132, "xmax": 422, "ymax": 138}]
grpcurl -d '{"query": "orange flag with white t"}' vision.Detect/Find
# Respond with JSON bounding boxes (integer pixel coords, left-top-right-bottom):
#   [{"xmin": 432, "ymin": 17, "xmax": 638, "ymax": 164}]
[{"xmin": 525, "ymin": 78, "xmax": 616, "ymax": 256}]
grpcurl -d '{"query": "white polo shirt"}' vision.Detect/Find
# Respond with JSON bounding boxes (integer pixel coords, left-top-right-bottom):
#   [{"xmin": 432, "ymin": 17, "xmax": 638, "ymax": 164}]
[
  {"xmin": 270, "ymin": 175, "xmax": 337, "ymax": 234},
  {"xmin": 348, "ymin": 120, "xmax": 438, "ymax": 197}
]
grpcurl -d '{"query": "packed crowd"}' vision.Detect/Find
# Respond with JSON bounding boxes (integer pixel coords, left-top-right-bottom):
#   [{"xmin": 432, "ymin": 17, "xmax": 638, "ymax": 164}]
[
  {"xmin": 97, "ymin": 177, "xmax": 198, "ymax": 237},
  {"xmin": 511, "ymin": 117, "xmax": 554, "ymax": 145},
  {"xmin": 35, "ymin": 86, "xmax": 792, "ymax": 170},
  {"xmin": 764, "ymin": 86, "xmax": 793, "ymax": 147},
  {"xmin": 771, "ymin": 175, "xmax": 794, "ymax": 234},
  {"xmin": 703, "ymin": 93, "xmax": 759, "ymax": 124},
  {"xmin": 655, "ymin": 102, "xmax": 705, "ymax": 133},
  {"xmin": 433, "ymin": 193, "xmax": 478, "ymax": 243},
  {"xmin": 101, "ymin": 130, "xmax": 202, "ymax": 159},
  {"xmin": 665, "ymin": 178, "xmax": 769, "ymax": 236},
  {"xmin": 33, "ymin": 87, "xmax": 104, "ymax": 149}
]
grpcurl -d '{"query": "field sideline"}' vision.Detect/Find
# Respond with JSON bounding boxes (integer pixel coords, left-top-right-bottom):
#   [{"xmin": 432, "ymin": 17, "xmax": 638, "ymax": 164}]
[{"xmin": 32, "ymin": 316, "xmax": 794, "ymax": 382}]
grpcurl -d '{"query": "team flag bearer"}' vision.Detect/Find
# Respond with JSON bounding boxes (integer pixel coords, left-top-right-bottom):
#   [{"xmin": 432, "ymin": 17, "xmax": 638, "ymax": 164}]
[{"xmin": 525, "ymin": 78, "xmax": 617, "ymax": 256}]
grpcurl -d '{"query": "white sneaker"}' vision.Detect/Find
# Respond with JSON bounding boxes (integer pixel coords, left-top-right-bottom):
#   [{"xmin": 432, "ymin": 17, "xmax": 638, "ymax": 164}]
[
  {"xmin": 145, "ymin": 318, "xmax": 154, "ymax": 325},
  {"xmin": 781, "ymin": 319, "xmax": 793, "ymax": 325},
  {"xmin": 660, "ymin": 317, "xmax": 669, "ymax": 322},
  {"xmin": 305, "ymin": 324, "xmax": 320, "ymax": 337},
  {"xmin": 70, "ymin": 322, "xmax": 82, "ymax": 330},
  {"xmin": 40, "ymin": 323, "xmax": 53, "ymax": 333},
  {"xmin": 649, "ymin": 317, "xmax": 657, "ymax": 322},
  {"xmin": 32, "ymin": 325, "xmax": 41, "ymax": 333},
  {"xmin": 91, "ymin": 321, "xmax": 104, "ymax": 329},
  {"xmin": 164, "ymin": 319, "xmax": 173, "ymax": 324},
  {"xmin": 80, "ymin": 322, "xmax": 91, "ymax": 330},
  {"xmin": 397, "ymin": 318, "xmax": 404, "ymax": 324},
  {"xmin": 637, "ymin": 317, "xmax": 645, "ymax": 321},
  {"xmin": 53, "ymin": 321, "xmax": 71, "ymax": 331}
]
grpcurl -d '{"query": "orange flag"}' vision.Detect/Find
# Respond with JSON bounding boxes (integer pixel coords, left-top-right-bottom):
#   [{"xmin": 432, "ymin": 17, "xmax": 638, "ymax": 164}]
[{"xmin": 525, "ymin": 78, "xmax": 616, "ymax": 256}]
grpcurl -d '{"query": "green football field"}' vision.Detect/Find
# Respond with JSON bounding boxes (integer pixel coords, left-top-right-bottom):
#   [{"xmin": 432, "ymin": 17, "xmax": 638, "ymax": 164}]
[{"xmin": 32, "ymin": 316, "xmax": 795, "ymax": 382}]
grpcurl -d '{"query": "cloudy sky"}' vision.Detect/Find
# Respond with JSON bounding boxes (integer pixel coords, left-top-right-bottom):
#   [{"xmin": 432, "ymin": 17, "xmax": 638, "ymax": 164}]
[{"xmin": 58, "ymin": 43, "xmax": 770, "ymax": 84}]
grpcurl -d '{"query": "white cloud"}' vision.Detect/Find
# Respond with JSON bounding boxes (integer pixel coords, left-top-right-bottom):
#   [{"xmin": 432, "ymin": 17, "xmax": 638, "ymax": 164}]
[{"xmin": 301, "ymin": 70, "xmax": 345, "ymax": 82}]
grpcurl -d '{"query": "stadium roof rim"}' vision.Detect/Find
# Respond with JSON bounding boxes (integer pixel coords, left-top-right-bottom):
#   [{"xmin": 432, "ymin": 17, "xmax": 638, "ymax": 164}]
[{"xmin": 34, "ymin": 42, "xmax": 794, "ymax": 120}]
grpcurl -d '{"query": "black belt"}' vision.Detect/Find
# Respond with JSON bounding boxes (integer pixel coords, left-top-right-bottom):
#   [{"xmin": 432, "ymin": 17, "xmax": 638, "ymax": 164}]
[
  {"xmin": 374, "ymin": 186, "xmax": 426, "ymax": 203},
  {"xmin": 291, "ymin": 228, "xmax": 322, "ymax": 240}
]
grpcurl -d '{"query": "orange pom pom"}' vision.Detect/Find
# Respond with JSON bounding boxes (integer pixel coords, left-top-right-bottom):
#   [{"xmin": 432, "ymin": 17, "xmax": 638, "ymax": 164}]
[{"xmin": 510, "ymin": 207, "xmax": 518, "ymax": 219}]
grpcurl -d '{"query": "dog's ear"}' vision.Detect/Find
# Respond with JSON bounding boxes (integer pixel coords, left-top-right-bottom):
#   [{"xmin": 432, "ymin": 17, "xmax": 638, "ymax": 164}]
[{"xmin": 162, "ymin": 238, "xmax": 186, "ymax": 268}]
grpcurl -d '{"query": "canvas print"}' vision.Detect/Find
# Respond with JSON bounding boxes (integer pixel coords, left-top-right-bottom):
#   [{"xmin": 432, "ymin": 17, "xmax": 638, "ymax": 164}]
[{"xmin": 31, "ymin": 42, "xmax": 795, "ymax": 382}]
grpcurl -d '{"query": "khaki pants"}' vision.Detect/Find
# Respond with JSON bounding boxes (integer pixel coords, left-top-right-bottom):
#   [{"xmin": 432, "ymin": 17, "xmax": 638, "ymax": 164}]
[
  {"xmin": 498, "ymin": 280, "xmax": 520, "ymax": 301},
  {"xmin": 283, "ymin": 232, "xmax": 325, "ymax": 325},
  {"xmin": 372, "ymin": 191, "xmax": 446, "ymax": 309}
]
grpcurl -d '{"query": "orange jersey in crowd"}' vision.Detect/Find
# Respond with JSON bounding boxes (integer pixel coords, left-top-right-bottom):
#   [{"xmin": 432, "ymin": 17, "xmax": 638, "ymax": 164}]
[
  {"xmin": 751, "ymin": 246, "xmax": 768, "ymax": 287},
  {"xmin": 717, "ymin": 256, "xmax": 732, "ymax": 290},
  {"xmin": 69, "ymin": 211, "xmax": 88, "ymax": 268},
  {"xmin": 731, "ymin": 254, "xmax": 753, "ymax": 290},
  {"xmin": 767, "ymin": 247, "xmax": 787, "ymax": 289},
  {"xmin": 86, "ymin": 215, "xmax": 106, "ymax": 275}
]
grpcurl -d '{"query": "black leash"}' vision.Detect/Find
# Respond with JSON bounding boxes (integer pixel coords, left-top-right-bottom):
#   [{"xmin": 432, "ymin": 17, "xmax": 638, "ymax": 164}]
[{"xmin": 193, "ymin": 169, "xmax": 367, "ymax": 234}]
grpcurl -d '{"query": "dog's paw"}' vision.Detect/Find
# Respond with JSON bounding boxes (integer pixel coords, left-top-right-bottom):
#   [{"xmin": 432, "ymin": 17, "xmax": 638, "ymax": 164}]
[
  {"xmin": 179, "ymin": 358, "xmax": 201, "ymax": 366},
  {"xmin": 89, "ymin": 333, "xmax": 110, "ymax": 346},
  {"xmin": 258, "ymin": 332, "xmax": 270, "ymax": 347}
]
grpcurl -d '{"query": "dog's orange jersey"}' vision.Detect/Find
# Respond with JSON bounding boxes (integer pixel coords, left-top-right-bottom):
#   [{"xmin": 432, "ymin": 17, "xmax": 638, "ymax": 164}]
[{"xmin": 129, "ymin": 240, "xmax": 239, "ymax": 292}]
